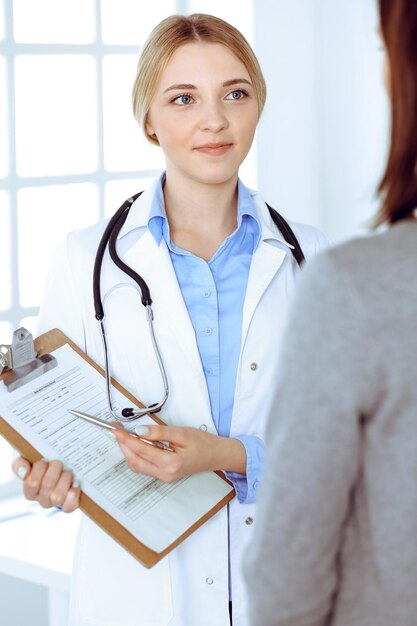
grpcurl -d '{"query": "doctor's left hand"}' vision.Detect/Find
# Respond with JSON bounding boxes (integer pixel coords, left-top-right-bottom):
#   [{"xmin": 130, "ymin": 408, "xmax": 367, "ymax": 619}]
[
  {"xmin": 113, "ymin": 424, "xmax": 246, "ymax": 483},
  {"xmin": 12, "ymin": 457, "xmax": 80, "ymax": 512}
]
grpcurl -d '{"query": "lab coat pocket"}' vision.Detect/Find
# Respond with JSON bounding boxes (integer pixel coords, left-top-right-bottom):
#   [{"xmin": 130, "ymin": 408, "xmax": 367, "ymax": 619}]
[{"xmin": 71, "ymin": 515, "xmax": 173, "ymax": 626}]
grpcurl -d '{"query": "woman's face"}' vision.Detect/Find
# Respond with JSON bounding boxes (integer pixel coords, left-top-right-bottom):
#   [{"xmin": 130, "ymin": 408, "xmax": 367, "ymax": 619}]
[{"xmin": 146, "ymin": 42, "xmax": 259, "ymax": 187}]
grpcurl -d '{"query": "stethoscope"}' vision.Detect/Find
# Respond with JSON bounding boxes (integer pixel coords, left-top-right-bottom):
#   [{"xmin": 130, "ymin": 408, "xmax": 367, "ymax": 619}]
[
  {"xmin": 93, "ymin": 191, "xmax": 169, "ymax": 423},
  {"xmin": 93, "ymin": 191, "xmax": 305, "ymax": 423}
]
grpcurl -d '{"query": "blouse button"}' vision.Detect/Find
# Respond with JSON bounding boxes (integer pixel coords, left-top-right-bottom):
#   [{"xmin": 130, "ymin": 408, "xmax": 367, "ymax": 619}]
[
  {"xmin": 245, "ymin": 516, "xmax": 254, "ymax": 526},
  {"xmin": 250, "ymin": 362, "xmax": 258, "ymax": 371},
  {"xmin": 199, "ymin": 424, "xmax": 208, "ymax": 432},
  {"xmin": 206, "ymin": 577, "xmax": 214, "ymax": 585}
]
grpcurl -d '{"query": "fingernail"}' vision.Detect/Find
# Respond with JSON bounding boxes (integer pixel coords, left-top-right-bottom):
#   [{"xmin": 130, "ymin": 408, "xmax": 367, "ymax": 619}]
[
  {"xmin": 135, "ymin": 425, "xmax": 150, "ymax": 436},
  {"xmin": 72, "ymin": 479, "xmax": 80, "ymax": 489},
  {"xmin": 17, "ymin": 466, "xmax": 28, "ymax": 480}
]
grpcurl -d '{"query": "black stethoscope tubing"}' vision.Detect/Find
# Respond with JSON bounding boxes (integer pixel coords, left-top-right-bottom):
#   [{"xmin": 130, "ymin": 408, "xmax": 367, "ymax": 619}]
[
  {"xmin": 93, "ymin": 191, "xmax": 169, "ymax": 421},
  {"xmin": 94, "ymin": 191, "xmax": 147, "ymax": 319}
]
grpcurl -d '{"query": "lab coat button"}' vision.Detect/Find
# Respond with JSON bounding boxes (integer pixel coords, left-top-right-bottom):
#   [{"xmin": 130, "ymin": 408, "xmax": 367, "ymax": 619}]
[
  {"xmin": 204, "ymin": 327, "xmax": 213, "ymax": 335},
  {"xmin": 245, "ymin": 516, "xmax": 254, "ymax": 525},
  {"xmin": 206, "ymin": 577, "xmax": 214, "ymax": 585},
  {"xmin": 253, "ymin": 480, "xmax": 259, "ymax": 490},
  {"xmin": 203, "ymin": 290, "xmax": 211, "ymax": 298},
  {"xmin": 250, "ymin": 362, "xmax": 258, "ymax": 371},
  {"xmin": 199, "ymin": 424, "xmax": 208, "ymax": 431}
]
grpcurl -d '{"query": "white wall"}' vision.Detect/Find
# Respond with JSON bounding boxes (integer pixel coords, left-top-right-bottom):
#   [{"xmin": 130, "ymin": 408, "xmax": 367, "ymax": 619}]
[{"xmin": 254, "ymin": 0, "xmax": 389, "ymax": 243}]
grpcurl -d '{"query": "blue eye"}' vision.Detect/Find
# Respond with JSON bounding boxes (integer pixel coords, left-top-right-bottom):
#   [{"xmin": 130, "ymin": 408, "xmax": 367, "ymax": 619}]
[
  {"xmin": 226, "ymin": 90, "xmax": 247, "ymax": 101},
  {"xmin": 172, "ymin": 94, "xmax": 193, "ymax": 105}
]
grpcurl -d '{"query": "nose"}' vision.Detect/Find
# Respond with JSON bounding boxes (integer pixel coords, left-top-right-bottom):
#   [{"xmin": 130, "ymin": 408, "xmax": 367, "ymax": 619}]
[{"xmin": 198, "ymin": 101, "xmax": 229, "ymax": 133}]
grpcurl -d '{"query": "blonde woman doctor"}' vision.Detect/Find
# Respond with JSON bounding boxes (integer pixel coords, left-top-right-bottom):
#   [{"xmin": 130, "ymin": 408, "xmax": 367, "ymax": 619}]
[{"xmin": 12, "ymin": 14, "xmax": 328, "ymax": 626}]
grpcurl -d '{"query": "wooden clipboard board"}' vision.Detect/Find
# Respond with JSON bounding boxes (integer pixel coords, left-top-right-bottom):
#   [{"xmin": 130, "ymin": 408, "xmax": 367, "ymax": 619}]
[{"xmin": 0, "ymin": 328, "xmax": 235, "ymax": 568}]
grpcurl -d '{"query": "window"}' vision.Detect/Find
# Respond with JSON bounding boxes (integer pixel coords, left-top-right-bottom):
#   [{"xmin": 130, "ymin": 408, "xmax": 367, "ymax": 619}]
[{"xmin": 0, "ymin": 0, "xmax": 255, "ymax": 492}]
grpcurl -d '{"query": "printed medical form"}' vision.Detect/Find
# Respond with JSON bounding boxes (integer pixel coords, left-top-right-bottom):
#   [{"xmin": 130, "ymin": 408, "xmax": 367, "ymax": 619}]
[{"xmin": 0, "ymin": 344, "xmax": 233, "ymax": 553}]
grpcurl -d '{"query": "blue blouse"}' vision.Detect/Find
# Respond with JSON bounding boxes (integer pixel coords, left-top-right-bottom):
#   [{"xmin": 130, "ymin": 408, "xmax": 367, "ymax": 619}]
[{"xmin": 147, "ymin": 175, "xmax": 264, "ymax": 504}]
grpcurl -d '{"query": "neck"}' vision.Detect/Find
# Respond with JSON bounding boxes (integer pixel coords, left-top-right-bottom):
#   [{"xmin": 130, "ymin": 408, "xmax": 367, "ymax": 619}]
[
  {"xmin": 162, "ymin": 170, "xmax": 239, "ymax": 262},
  {"xmin": 163, "ymin": 171, "xmax": 238, "ymax": 233}
]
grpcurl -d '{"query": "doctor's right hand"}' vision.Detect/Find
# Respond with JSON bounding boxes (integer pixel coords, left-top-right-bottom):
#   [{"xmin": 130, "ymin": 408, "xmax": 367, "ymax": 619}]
[{"xmin": 12, "ymin": 456, "xmax": 80, "ymax": 513}]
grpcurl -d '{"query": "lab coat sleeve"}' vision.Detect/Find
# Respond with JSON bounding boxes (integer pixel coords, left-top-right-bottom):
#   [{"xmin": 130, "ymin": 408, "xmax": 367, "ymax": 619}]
[
  {"xmin": 37, "ymin": 234, "xmax": 87, "ymax": 351},
  {"xmin": 314, "ymin": 229, "xmax": 332, "ymax": 254},
  {"xmin": 226, "ymin": 434, "xmax": 264, "ymax": 504},
  {"xmin": 244, "ymin": 250, "xmax": 373, "ymax": 626}
]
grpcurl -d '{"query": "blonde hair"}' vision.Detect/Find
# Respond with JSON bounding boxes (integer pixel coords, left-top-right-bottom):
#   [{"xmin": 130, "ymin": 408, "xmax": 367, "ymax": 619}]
[{"xmin": 132, "ymin": 13, "xmax": 267, "ymax": 145}]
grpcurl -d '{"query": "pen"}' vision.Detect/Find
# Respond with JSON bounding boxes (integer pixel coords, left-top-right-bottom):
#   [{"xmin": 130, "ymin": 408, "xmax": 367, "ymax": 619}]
[{"xmin": 67, "ymin": 409, "xmax": 175, "ymax": 452}]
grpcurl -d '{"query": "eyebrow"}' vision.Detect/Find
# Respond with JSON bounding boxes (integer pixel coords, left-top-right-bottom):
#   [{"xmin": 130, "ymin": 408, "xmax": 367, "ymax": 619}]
[{"xmin": 162, "ymin": 78, "xmax": 253, "ymax": 94}]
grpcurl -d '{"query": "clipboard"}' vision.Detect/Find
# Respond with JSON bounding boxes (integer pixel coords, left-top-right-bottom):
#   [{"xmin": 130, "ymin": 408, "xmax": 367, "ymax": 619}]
[{"xmin": 0, "ymin": 328, "xmax": 235, "ymax": 568}]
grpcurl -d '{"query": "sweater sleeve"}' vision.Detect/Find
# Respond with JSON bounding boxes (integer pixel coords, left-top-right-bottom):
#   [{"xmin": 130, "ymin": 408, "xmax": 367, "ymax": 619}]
[{"xmin": 244, "ymin": 250, "xmax": 371, "ymax": 626}]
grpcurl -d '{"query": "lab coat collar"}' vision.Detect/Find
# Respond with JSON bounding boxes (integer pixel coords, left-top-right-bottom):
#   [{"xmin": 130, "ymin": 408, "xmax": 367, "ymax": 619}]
[
  {"xmin": 116, "ymin": 175, "xmax": 294, "ymax": 252},
  {"xmin": 248, "ymin": 188, "xmax": 296, "ymax": 251},
  {"xmin": 116, "ymin": 177, "xmax": 161, "ymax": 239},
  {"xmin": 147, "ymin": 176, "xmax": 262, "ymax": 250}
]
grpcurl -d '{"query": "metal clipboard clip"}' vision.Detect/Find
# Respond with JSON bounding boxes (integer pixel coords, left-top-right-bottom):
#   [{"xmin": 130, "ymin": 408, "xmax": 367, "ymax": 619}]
[{"xmin": 0, "ymin": 327, "xmax": 57, "ymax": 392}]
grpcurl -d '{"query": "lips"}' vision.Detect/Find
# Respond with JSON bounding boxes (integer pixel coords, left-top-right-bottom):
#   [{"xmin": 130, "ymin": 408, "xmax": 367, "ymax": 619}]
[{"xmin": 194, "ymin": 142, "xmax": 233, "ymax": 155}]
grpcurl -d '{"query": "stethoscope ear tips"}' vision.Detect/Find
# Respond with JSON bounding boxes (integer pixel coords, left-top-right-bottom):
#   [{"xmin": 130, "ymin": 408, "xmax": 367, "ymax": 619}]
[{"xmin": 121, "ymin": 407, "xmax": 135, "ymax": 418}]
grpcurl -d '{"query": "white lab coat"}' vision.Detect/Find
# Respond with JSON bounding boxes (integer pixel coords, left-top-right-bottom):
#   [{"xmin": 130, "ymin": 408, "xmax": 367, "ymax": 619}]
[{"xmin": 38, "ymin": 180, "xmax": 328, "ymax": 626}]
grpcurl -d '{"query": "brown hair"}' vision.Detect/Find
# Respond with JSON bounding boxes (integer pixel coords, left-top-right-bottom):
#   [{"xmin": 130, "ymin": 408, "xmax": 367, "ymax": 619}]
[
  {"xmin": 132, "ymin": 13, "xmax": 267, "ymax": 146},
  {"xmin": 376, "ymin": 0, "xmax": 417, "ymax": 224}
]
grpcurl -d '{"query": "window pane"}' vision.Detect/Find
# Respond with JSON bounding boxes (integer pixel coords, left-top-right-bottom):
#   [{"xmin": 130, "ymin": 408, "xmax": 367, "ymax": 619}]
[
  {"xmin": 0, "ymin": 192, "xmax": 11, "ymax": 310},
  {"xmin": 104, "ymin": 177, "xmax": 159, "ymax": 218},
  {"xmin": 15, "ymin": 55, "xmax": 98, "ymax": 176},
  {"xmin": 0, "ymin": 321, "xmax": 13, "ymax": 487},
  {"xmin": 13, "ymin": 0, "xmax": 95, "ymax": 44},
  {"xmin": 0, "ymin": 438, "xmax": 14, "ymax": 484},
  {"xmin": 100, "ymin": 0, "xmax": 176, "ymax": 45},
  {"xmin": 0, "ymin": 56, "xmax": 8, "ymax": 178},
  {"xmin": 19, "ymin": 315, "xmax": 38, "ymax": 337},
  {"xmin": 0, "ymin": 1, "xmax": 4, "ymax": 42},
  {"xmin": 17, "ymin": 183, "xmax": 99, "ymax": 307},
  {"xmin": 0, "ymin": 321, "xmax": 13, "ymax": 346},
  {"xmin": 239, "ymin": 142, "xmax": 257, "ymax": 190},
  {"xmin": 102, "ymin": 54, "xmax": 165, "ymax": 172}
]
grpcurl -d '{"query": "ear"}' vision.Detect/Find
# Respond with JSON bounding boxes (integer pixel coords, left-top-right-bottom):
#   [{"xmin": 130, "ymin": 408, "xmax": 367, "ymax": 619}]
[{"xmin": 145, "ymin": 116, "xmax": 155, "ymax": 138}]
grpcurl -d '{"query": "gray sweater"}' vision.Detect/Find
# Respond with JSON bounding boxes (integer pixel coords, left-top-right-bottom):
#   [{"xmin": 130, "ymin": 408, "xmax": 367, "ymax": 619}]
[{"xmin": 244, "ymin": 220, "xmax": 417, "ymax": 626}]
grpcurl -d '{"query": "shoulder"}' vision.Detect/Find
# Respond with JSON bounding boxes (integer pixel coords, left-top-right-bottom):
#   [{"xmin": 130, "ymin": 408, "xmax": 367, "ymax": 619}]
[
  {"xmin": 247, "ymin": 188, "xmax": 330, "ymax": 259},
  {"xmin": 314, "ymin": 220, "xmax": 417, "ymax": 295},
  {"xmin": 66, "ymin": 216, "xmax": 109, "ymax": 251},
  {"xmin": 292, "ymin": 224, "xmax": 411, "ymax": 307},
  {"xmin": 283, "ymin": 223, "xmax": 417, "ymax": 380},
  {"xmin": 325, "ymin": 220, "xmax": 416, "ymax": 266},
  {"xmin": 63, "ymin": 181, "xmax": 159, "ymax": 259},
  {"xmin": 56, "ymin": 217, "xmax": 111, "ymax": 272},
  {"xmin": 287, "ymin": 219, "xmax": 330, "ymax": 259}
]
